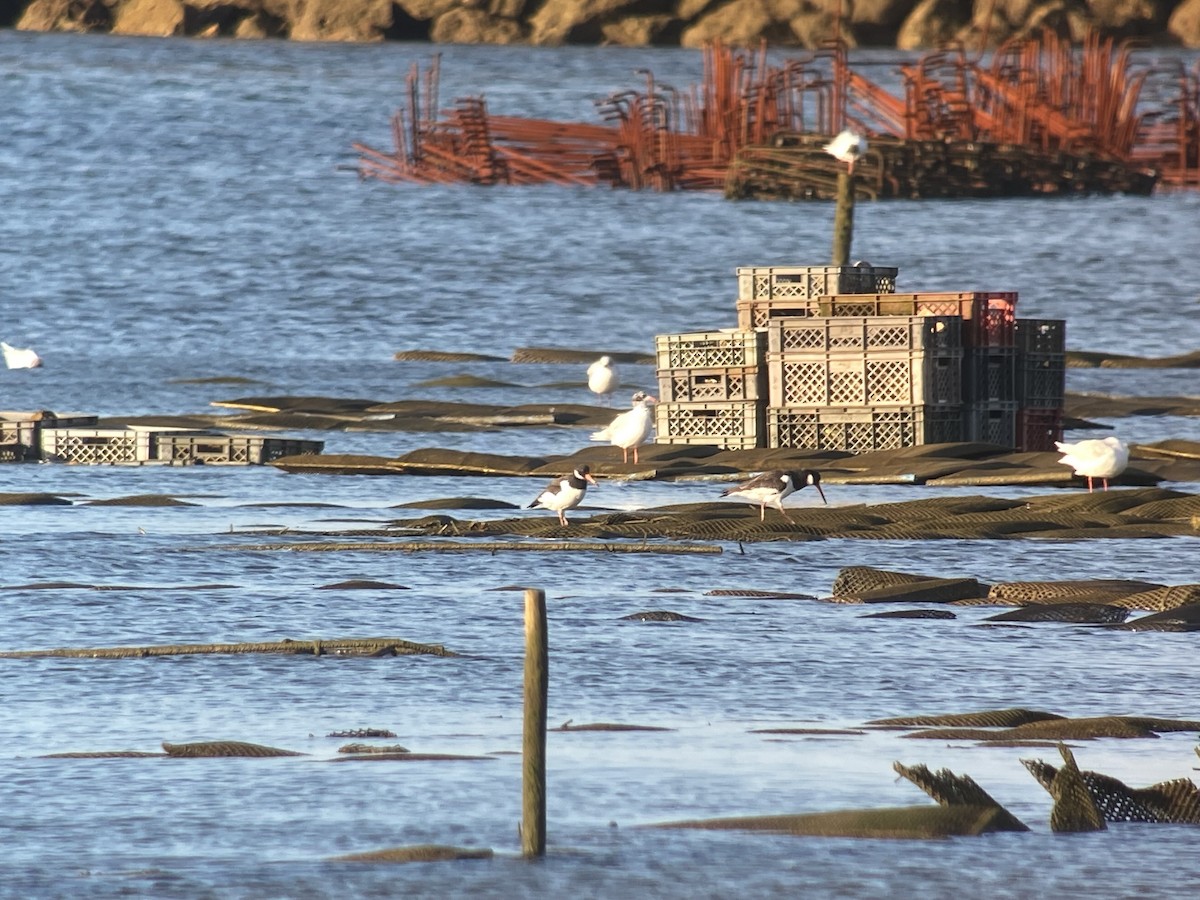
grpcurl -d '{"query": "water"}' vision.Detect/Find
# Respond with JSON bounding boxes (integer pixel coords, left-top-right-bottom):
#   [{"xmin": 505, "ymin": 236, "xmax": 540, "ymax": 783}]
[{"xmin": 2, "ymin": 31, "xmax": 1200, "ymax": 898}]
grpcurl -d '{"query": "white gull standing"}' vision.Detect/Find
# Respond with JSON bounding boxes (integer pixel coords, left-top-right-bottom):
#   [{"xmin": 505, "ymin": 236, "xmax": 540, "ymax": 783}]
[
  {"xmin": 586, "ymin": 356, "xmax": 620, "ymax": 405},
  {"xmin": 590, "ymin": 391, "xmax": 656, "ymax": 465},
  {"xmin": 527, "ymin": 465, "xmax": 598, "ymax": 526},
  {"xmin": 2, "ymin": 342, "xmax": 42, "ymax": 369},
  {"xmin": 1055, "ymin": 436, "xmax": 1130, "ymax": 492},
  {"xmin": 823, "ymin": 129, "xmax": 868, "ymax": 174}
]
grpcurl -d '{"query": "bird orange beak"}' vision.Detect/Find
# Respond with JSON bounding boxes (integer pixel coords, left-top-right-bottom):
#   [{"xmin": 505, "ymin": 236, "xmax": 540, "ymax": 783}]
[
  {"xmin": 584, "ymin": 472, "xmax": 598, "ymax": 486},
  {"xmin": 814, "ymin": 483, "xmax": 828, "ymax": 505}
]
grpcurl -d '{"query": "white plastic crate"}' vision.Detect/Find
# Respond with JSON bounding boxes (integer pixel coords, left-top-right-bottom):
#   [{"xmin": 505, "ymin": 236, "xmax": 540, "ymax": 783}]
[
  {"xmin": 767, "ymin": 351, "xmax": 962, "ymax": 407},
  {"xmin": 656, "ymin": 365, "xmax": 764, "ymax": 403},
  {"xmin": 1, "ymin": 412, "xmax": 99, "ymax": 461},
  {"xmin": 655, "ymin": 330, "xmax": 764, "ymax": 370},
  {"xmin": 40, "ymin": 428, "xmax": 155, "ymax": 464},
  {"xmin": 655, "ymin": 401, "xmax": 763, "ymax": 450},
  {"xmin": 737, "ymin": 265, "xmax": 898, "ymax": 301},
  {"xmin": 767, "ymin": 316, "xmax": 961, "ymax": 354},
  {"xmin": 768, "ymin": 405, "xmax": 963, "ymax": 451}
]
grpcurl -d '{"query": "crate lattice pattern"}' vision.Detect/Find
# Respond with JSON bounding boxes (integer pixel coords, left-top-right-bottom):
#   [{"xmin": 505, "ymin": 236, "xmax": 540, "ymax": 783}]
[
  {"xmin": 964, "ymin": 349, "xmax": 1018, "ymax": 403},
  {"xmin": 769, "ymin": 406, "xmax": 963, "ymax": 452},
  {"xmin": 770, "ymin": 316, "xmax": 960, "ymax": 354},
  {"xmin": 966, "ymin": 403, "xmax": 1019, "ymax": 446},
  {"xmin": 1016, "ymin": 319, "xmax": 1067, "ymax": 354},
  {"xmin": 655, "ymin": 331, "xmax": 763, "ymax": 370},
  {"xmin": 738, "ymin": 266, "xmax": 898, "ymax": 301},
  {"xmin": 658, "ymin": 367, "xmax": 762, "ymax": 403},
  {"xmin": 1018, "ymin": 353, "xmax": 1066, "ymax": 406},
  {"xmin": 44, "ymin": 432, "xmax": 152, "ymax": 465},
  {"xmin": 772, "ymin": 355, "xmax": 961, "ymax": 407}
]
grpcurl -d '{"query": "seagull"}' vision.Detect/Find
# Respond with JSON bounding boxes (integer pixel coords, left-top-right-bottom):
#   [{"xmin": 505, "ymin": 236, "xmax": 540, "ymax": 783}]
[
  {"xmin": 823, "ymin": 129, "xmax": 867, "ymax": 173},
  {"xmin": 1055, "ymin": 436, "xmax": 1130, "ymax": 492},
  {"xmin": 720, "ymin": 470, "xmax": 827, "ymax": 523},
  {"xmin": 586, "ymin": 356, "xmax": 620, "ymax": 405},
  {"xmin": 590, "ymin": 391, "xmax": 656, "ymax": 464},
  {"xmin": 2, "ymin": 342, "xmax": 42, "ymax": 369},
  {"xmin": 527, "ymin": 465, "xmax": 598, "ymax": 526}
]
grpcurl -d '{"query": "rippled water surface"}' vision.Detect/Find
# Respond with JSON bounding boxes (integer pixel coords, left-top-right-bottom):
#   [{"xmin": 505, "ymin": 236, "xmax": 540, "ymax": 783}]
[{"xmin": 2, "ymin": 32, "xmax": 1200, "ymax": 898}]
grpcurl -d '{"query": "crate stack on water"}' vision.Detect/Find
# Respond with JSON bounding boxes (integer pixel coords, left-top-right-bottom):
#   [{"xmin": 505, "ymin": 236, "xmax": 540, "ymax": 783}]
[
  {"xmin": 654, "ymin": 329, "xmax": 767, "ymax": 450},
  {"xmin": 654, "ymin": 264, "xmax": 1065, "ymax": 452},
  {"xmin": 765, "ymin": 314, "xmax": 964, "ymax": 451},
  {"xmin": 1014, "ymin": 318, "xmax": 1067, "ymax": 451}
]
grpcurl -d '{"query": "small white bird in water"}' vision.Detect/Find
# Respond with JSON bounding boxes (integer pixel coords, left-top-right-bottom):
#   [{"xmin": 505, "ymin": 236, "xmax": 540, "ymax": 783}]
[
  {"xmin": 586, "ymin": 356, "xmax": 620, "ymax": 404},
  {"xmin": 527, "ymin": 465, "xmax": 598, "ymax": 526},
  {"xmin": 1055, "ymin": 436, "xmax": 1130, "ymax": 492},
  {"xmin": 591, "ymin": 391, "xmax": 656, "ymax": 465},
  {"xmin": 2, "ymin": 342, "xmax": 42, "ymax": 369},
  {"xmin": 824, "ymin": 129, "xmax": 868, "ymax": 173},
  {"xmin": 720, "ymin": 470, "xmax": 827, "ymax": 523}
]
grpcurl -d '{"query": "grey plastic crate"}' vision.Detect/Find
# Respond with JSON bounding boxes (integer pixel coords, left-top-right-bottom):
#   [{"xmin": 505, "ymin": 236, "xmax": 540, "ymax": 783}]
[
  {"xmin": 737, "ymin": 265, "xmax": 898, "ymax": 302},
  {"xmin": 767, "ymin": 350, "xmax": 962, "ymax": 407},
  {"xmin": 655, "ymin": 401, "xmax": 763, "ymax": 450},
  {"xmin": 767, "ymin": 405, "xmax": 963, "ymax": 451}
]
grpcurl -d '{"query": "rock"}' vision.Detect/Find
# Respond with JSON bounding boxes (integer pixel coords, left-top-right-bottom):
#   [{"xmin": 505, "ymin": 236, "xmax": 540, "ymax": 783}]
[
  {"xmin": 529, "ymin": 0, "xmax": 669, "ymax": 45},
  {"xmin": 431, "ymin": 7, "xmax": 525, "ymax": 42},
  {"xmin": 681, "ymin": 0, "xmax": 782, "ymax": 48},
  {"xmin": 600, "ymin": 13, "xmax": 678, "ymax": 44},
  {"xmin": 1169, "ymin": 0, "xmax": 1200, "ymax": 43},
  {"xmin": 112, "ymin": 0, "xmax": 184, "ymax": 36},
  {"xmin": 290, "ymin": 0, "xmax": 395, "ymax": 41},
  {"xmin": 17, "ymin": 0, "xmax": 114, "ymax": 31},
  {"xmin": 897, "ymin": 0, "xmax": 974, "ymax": 49}
]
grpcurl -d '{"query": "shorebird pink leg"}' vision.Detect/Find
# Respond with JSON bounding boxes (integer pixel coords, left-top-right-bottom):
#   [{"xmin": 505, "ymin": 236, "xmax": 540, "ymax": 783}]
[{"xmin": 622, "ymin": 448, "xmax": 629, "ymax": 464}]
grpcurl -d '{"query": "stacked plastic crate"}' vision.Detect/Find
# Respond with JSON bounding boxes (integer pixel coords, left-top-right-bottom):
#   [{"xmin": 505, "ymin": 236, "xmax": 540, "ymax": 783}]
[
  {"xmin": 818, "ymin": 291, "xmax": 1020, "ymax": 446},
  {"xmin": 654, "ymin": 329, "xmax": 767, "ymax": 449},
  {"xmin": 655, "ymin": 265, "xmax": 898, "ymax": 450},
  {"xmin": 1014, "ymin": 319, "xmax": 1067, "ymax": 451},
  {"xmin": 765, "ymin": 315, "xmax": 964, "ymax": 451}
]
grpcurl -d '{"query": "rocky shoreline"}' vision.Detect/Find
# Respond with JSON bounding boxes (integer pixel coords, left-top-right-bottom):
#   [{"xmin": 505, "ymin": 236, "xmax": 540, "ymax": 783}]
[{"xmin": 5, "ymin": 0, "xmax": 1200, "ymax": 48}]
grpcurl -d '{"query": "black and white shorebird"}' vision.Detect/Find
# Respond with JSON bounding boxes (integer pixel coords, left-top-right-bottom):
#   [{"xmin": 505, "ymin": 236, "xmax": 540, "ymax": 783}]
[
  {"xmin": 720, "ymin": 470, "xmax": 827, "ymax": 523},
  {"xmin": 590, "ymin": 391, "xmax": 656, "ymax": 464},
  {"xmin": 527, "ymin": 465, "xmax": 598, "ymax": 526},
  {"xmin": 586, "ymin": 356, "xmax": 620, "ymax": 405}
]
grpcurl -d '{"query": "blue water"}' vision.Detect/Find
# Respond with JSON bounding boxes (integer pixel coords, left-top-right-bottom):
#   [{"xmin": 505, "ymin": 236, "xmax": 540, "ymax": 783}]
[{"xmin": 2, "ymin": 31, "xmax": 1200, "ymax": 898}]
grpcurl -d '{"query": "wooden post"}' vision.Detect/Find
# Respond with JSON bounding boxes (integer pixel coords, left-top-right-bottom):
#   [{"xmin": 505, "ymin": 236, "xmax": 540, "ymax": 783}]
[
  {"xmin": 832, "ymin": 168, "xmax": 855, "ymax": 266},
  {"xmin": 521, "ymin": 588, "xmax": 548, "ymax": 858}
]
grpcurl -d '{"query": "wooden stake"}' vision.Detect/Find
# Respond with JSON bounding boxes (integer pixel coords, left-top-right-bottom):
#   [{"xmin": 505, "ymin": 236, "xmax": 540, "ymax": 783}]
[
  {"xmin": 832, "ymin": 168, "xmax": 855, "ymax": 265},
  {"xmin": 522, "ymin": 588, "xmax": 548, "ymax": 858}
]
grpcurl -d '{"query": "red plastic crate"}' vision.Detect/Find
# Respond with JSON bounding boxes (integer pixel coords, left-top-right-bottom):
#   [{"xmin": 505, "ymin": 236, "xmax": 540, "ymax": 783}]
[
  {"xmin": 1017, "ymin": 407, "xmax": 1064, "ymax": 452},
  {"xmin": 819, "ymin": 292, "xmax": 1017, "ymax": 348}
]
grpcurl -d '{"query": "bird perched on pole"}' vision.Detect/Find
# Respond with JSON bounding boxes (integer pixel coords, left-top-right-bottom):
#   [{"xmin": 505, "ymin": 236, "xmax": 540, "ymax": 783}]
[
  {"xmin": 1055, "ymin": 436, "xmax": 1130, "ymax": 492},
  {"xmin": 824, "ymin": 129, "xmax": 868, "ymax": 174},
  {"xmin": 527, "ymin": 465, "xmax": 598, "ymax": 526},
  {"xmin": 720, "ymin": 470, "xmax": 827, "ymax": 523},
  {"xmin": 590, "ymin": 391, "xmax": 656, "ymax": 464},
  {"xmin": 586, "ymin": 356, "xmax": 620, "ymax": 405}
]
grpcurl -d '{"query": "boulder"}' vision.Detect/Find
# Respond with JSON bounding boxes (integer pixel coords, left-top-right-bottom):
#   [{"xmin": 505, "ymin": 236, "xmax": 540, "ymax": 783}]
[
  {"xmin": 1168, "ymin": 0, "xmax": 1200, "ymax": 43},
  {"xmin": 529, "ymin": 0, "xmax": 671, "ymax": 45},
  {"xmin": 431, "ymin": 6, "xmax": 525, "ymax": 42},
  {"xmin": 289, "ymin": 0, "xmax": 395, "ymax": 40},
  {"xmin": 849, "ymin": 0, "xmax": 920, "ymax": 44},
  {"xmin": 681, "ymin": 0, "xmax": 788, "ymax": 47},
  {"xmin": 112, "ymin": 0, "xmax": 184, "ymax": 36},
  {"xmin": 17, "ymin": 0, "xmax": 114, "ymax": 31},
  {"xmin": 1086, "ymin": 0, "xmax": 1174, "ymax": 35},
  {"xmin": 600, "ymin": 13, "xmax": 679, "ymax": 44},
  {"xmin": 897, "ymin": 0, "xmax": 974, "ymax": 48}
]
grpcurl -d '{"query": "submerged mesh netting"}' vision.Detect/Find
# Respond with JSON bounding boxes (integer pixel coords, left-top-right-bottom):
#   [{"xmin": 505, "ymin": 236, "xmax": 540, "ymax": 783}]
[{"xmin": 867, "ymin": 708, "xmax": 1063, "ymax": 728}]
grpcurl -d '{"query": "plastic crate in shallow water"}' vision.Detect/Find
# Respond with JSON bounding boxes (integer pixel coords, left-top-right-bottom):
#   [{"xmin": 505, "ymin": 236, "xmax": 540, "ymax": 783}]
[
  {"xmin": 1, "ymin": 412, "xmax": 99, "ymax": 461},
  {"xmin": 767, "ymin": 351, "xmax": 962, "ymax": 407},
  {"xmin": 963, "ymin": 348, "xmax": 1018, "ymax": 403},
  {"xmin": 767, "ymin": 405, "xmax": 963, "ymax": 451},
  {"xmin": 767, "ymin": 315, "xmax": 961, "ymax": 355},
  {"xmin": 818, "ymin": 292, "xmax": 1017, "ymax": 348},
  {"xmin": 965, "ymin": 402, "xmax": 1019, "ymax": 448},
  {"xmin": 655, "ymin": 401, "xmax": 763, "ymax": 450},
  {"xmin": 656, "ymin": 366, "xmax": 765, "ymax": 404},
  {"xmin": 1015, "ymin": 319, "xmax": 1066, "ymax": 408},
  {"xmin": 655, "ymin": 330, "xmax": 765, "ymax": 370},
  {"xmin": 40, "ymin": 428, "xmax": 155, "ymax": 464},
  {"xmin": 1017, "ymin": 407, "xmax": 1064, "ymax": 452},
  {"xmin": 156, "ymin": 434, "xmax": 325, "ymax": 465},
  {"xmin": 737, "ymin": 265, "xmax": 898, "ymax": 302}
]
